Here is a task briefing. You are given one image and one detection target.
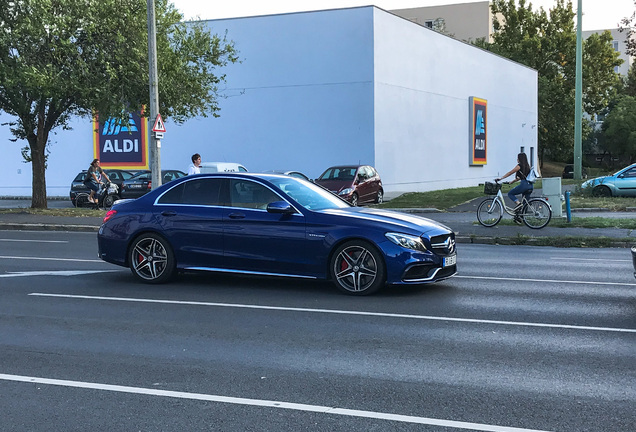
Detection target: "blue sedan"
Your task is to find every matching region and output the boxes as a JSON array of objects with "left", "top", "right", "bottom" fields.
[
  {"left": 581, "top": 163, "right": 636, "bottom": 197},
  {"left": 97, "top": 173, "right": 457, "bottom": 295}
]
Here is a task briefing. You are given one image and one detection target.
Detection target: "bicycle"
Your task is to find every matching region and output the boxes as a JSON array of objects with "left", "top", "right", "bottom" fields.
[
  {"left": 75, "top": 181, "right": 119, "bottom": 210},
  {"left": 477, "top": 180, "right": 552, "bottom": 229}
]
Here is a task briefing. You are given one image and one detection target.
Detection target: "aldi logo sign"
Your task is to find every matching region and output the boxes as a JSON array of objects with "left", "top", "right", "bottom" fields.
[
  {"left": 469, "top": 97, "right": 487, "bottom": 166},
  {"left": 93, "top": 111, "right": 149, "bottom": 170}
]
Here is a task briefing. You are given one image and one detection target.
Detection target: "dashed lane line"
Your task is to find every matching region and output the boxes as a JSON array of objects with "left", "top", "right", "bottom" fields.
[
  {"left": 28, "top": 293, "right": 636, "bottom": 334},
  {"left": 0, "top": 373, "right": 553, "bottom": 432}
]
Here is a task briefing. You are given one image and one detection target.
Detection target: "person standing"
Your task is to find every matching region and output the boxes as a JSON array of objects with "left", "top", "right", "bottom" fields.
[
  {"left": 85, "top": 158, "right": 110, "bottom": 204},
  {"left": 188, "top": 153, "right": 202, "bottom": 175},
  {"left": 496, "top": 152, "right": 533, "bottom": 224}
]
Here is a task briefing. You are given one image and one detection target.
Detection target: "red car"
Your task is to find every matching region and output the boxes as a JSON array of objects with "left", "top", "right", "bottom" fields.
[{"left": 315, "top": 165, "right": 383, "bottom": 206}]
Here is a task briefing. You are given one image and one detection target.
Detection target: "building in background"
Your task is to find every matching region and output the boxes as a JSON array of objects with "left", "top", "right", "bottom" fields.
[
  {"left": 0, "top": 6, "right": 537, "bottom": 197},
  {"left": 391, "top": 1, "right": 495, "bottom": 42}
]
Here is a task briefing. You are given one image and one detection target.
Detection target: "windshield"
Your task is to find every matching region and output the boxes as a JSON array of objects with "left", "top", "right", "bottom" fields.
[
  {"left": 266, "top": 176, "right": 350, "bottom": 211},
  {"left": 318, "top": 167, "right": 357, "bottom": 181}
]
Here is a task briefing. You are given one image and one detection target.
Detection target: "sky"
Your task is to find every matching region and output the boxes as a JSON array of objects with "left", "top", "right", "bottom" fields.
[{"left": 171, "top": 0, "right": 634, "bottom": 31}]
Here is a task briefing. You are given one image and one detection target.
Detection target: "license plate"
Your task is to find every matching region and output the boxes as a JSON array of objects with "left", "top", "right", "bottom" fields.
[
  {"left": 129, "top": 184, "right": 143, "bottom": 188},
  {"left": 443, "top": 254, "right": 456, "bottom": 267}
]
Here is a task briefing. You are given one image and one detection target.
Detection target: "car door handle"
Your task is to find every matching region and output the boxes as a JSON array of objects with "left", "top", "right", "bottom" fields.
[
  {"left": 228, "top": 212, "right": 246, "bottom": 219},
  {"left": 161, "top": 211, "right": 177, "bottom": 217}
]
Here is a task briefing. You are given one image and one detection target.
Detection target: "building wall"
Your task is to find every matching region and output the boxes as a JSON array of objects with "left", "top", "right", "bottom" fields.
[
  {"left": 0, "top": 6, "right": 537, "bottom": 197},
  {"left": 391, "top": 1, "right": 492, "bottom": 42},
  {"left": 373, "top": 9, "right": 538, "bottom": 194}
]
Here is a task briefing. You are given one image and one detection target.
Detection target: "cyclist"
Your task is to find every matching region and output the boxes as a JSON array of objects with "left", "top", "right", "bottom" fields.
[
  {"left": 495, "top": 152, "right": 532, "bottom": 224},
  {"left": 85, "top": 158, "right": 110, "bottom": 204}
]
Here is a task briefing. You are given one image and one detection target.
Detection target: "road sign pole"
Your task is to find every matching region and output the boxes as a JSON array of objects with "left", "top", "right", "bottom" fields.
[{"left": 147, "top": 0, "right": 161, "bottom": 190}]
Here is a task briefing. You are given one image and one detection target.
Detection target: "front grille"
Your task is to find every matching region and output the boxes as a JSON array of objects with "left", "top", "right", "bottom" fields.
[{"left": 429, "top": 233, "right": 456, "bottom": 256}]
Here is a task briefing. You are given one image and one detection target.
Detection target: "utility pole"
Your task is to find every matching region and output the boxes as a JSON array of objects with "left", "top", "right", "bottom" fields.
[
  {"left": 573, "top": 0, "right": 583, "bottom": 181},
  {"left": 147, "top": 0, "right": 162, "bottom": 189}
]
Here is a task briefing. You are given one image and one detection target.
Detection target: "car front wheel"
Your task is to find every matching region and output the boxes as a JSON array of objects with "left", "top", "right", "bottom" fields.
[
  {"left": 129, "top": 233, "right": 175, "bottom": 283},
  {"left": 330, "top": 240, "right": 386, "bottom": 295},
  {"left": 350, "top": 192, "right": 359, "bottom": 206},
  {"left": 592, "top": 186, "right": 612, "bottom": 197}
]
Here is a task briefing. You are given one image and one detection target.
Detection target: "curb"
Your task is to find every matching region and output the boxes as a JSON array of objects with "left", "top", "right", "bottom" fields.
[{"left": 0, "top": 223, "right": 99, "bottom": 233}]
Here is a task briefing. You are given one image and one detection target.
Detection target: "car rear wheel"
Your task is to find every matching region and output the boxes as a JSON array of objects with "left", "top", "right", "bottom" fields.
[
  {"left": 592, "top": 185, "right": 611, "bottom": 197},
  {"left": 375, "top": 189, "right": 383, "bottom": 204},
  {"left": 330, "top": 240, "right": 386, "bottom": 295},
  {"left": 129, "top": 233, "right": 175, "bottom": 283}
]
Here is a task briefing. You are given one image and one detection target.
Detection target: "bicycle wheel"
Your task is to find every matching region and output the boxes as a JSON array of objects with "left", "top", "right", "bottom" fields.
[
  {"left": 75, "top": 193, "right": 91, "bottom": 208},
  {"left": 477, "top": 198, "right": 502, "bottom": 227},
  {"left": 522, "top": 198, "right": 552, "bottom": 229}
]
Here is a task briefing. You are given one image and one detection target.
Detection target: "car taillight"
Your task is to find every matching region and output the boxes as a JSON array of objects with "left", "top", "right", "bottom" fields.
[
  {"left": 147, "top": 182, "right": 152, "bottom": 189},
  {"left": 103, "top": 210, "right": 117, "bottom": 223}
]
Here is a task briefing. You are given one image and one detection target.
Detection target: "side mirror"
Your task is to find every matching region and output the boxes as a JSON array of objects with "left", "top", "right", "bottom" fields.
[{"left": 267, "top": 201, "right": 296, "bottom": 214}]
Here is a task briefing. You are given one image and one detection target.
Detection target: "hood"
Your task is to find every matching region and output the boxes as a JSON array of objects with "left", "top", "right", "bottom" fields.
[
  {"left": 314, "top": 178, "right": 353, "bottom": 192},
  {"left": 320, "top": 207, "right": 453, "bottom": 235}
]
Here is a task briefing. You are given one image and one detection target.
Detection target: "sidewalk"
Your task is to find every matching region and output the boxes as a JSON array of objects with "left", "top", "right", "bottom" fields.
[{"left": 0, "top": 198, "right": 634, "bottom": 246}]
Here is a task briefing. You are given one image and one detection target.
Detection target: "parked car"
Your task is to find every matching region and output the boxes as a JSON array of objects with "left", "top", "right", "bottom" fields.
[
  {"left": 199, "top": 162, "right": 248, "bottom": 173},
  {"left": 98, "top": 173, "right": 456, "bottom": 295},
  {"left": 581, "top": 163, "right": 636, "bottom": 197},
  {"left": 263, "top": 170, "right": 312, "bottom": 182},
  {"left": 561, "top": 164, "right": 587, "bottom": 179},
  {"left": 69, "top": 169, "right": 135, "bottom": 206},
  {"left": 120, "top": 170, "right": 187, "bottom": 199},
  {"left": 314, "top": 165, "right": 383, "bottom": 206}
]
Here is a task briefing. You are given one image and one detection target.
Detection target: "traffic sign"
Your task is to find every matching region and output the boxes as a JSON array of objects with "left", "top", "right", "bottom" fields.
[{"left": 152, "top": 114, "right": 166, "bottom": 133}]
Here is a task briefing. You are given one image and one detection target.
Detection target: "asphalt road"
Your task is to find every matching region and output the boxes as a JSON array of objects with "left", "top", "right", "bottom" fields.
[{"left": 0, "top": 230, "right": 635, "bottom": 431}]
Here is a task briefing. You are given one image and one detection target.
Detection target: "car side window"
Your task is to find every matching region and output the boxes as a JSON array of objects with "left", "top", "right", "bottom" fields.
[
  {"left": 158, "top": 179, "right": 224, "bottom": 206},
  {"left": 623, "top": 168, "right": 636, "bottom": 178},
  {"left": 230, "top": 179, "right": 281, "bottom": 210}
]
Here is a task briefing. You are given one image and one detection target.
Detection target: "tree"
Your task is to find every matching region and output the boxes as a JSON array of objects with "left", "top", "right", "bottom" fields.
[
  {"left": 619, "top": 0, "right": 636, "bottom": 57},
  {"left": 474, "top": 0, "right": 622, "bottom": 164},
  {"left": 0, "top": 0, "right": 238, "bottom": 208},
  {"left": 624, "top": 64, "right": 636, "bottom": 98},
  {"left": 601, "top": 95, "right": 636, "bottom": 164}
]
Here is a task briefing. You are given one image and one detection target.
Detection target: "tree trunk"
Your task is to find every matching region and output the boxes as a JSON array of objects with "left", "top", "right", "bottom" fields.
[{"left": 30, "top": 127, "right": 49, "bottom": 209}]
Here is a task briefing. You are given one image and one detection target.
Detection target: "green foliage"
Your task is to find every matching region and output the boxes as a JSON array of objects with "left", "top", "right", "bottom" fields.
[
  {"left": 624, "top": 64, "right": 636, "bottom": 98},
  {"left": 600, "top": 95, "right": 636, "bottom": 164},
  {"left": 0, "top": 0, "right": 239, "bottom": 207},
  {"left": 619, "top": 1, "right": 636, "bottom": 57},
  {"left": 474, "top": 0, "right": 623, "bottom": 163}
]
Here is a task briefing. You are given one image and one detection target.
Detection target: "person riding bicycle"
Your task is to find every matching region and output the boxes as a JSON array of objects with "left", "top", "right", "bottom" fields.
[
  {"left": 495, "top": 152, "right": 533, "bottom": 224},
  {"left": 85, "top": 159, "right": 110, "bottom": 204}
]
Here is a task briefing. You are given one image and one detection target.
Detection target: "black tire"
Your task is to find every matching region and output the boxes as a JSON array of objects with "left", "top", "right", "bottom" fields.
[
  {"left": 329, "top": 240, "right": 386, "bottom": 295},
  {"left": 521, "top": 198, "right": 552, "bottom": 229},
  {"left": 592, "top": 186, "right": 611, "bottom": 197},
  {"left": 129, "top": 233, "right": 176, "bottom": 283},
  {"left": 476, "top": 198, "right": 502, "bottom": 227},
  {"left": 351, "top": 192, "right": 359, "bottom": 206},
  {"left": 375, "top": 189, "right": 384, "bottom": 204},
  {"left": 103, "top": 194, "right": 116, "bottom": 209},
  {"left": 75, "top": 194, "right": 90, "bottom": 208}
]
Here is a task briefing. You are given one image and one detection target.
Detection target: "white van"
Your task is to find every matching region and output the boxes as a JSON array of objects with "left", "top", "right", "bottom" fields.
[{"left": 199, "top": 162, "right": 248, "bottom": 174}]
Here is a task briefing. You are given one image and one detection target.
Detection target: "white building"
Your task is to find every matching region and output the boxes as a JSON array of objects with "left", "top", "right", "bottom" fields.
[{"left": 0, "top": 6, "right": 537, "bottom": 198}]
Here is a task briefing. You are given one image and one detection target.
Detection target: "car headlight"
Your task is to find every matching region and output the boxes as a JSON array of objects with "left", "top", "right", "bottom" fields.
[
  {"left": 581, "top": 180, "right": 591, "bottom": 188},
  {"left": 339, "top": 188, "right": 354, "bottom": 196},
  {"left": 385, "top": 232, "right": 427, "bottom": 252}
]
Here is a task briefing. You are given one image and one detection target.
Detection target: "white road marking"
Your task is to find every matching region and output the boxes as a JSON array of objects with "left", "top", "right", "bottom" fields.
[
  {"left": 0, "top": 270, "right": 116, "bottom": 278},
  {"left": 0, "top": 239, "right": 68, "bottom": 243},
  {"left": 550, "top": 257, "right": 631, "bottom": 263},
  {"left": 0, "top": 373, "right": 553, "bottom": 432},
  {"left": 0, "top": 255, "right": 102, "bottom": 263},
  {"left": 28, "top": 293, "right": 636, "bottom": 334},
  {"left": 455, "top": 275, "right": 636, "bottom": 287}
]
